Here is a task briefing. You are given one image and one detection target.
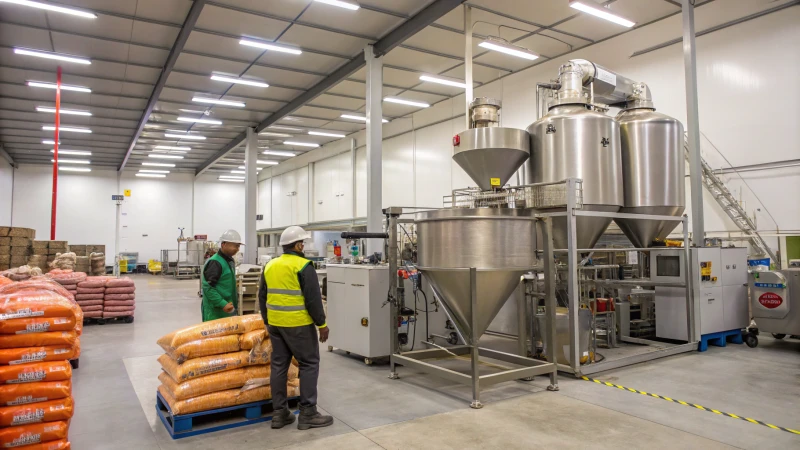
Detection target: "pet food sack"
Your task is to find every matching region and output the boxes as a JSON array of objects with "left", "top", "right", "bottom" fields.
[
  {"left": 0, "top": 420, "right": 68, "bottom": 447},
  {"left": 157, "top": 315, "right": 264, "bottom": 350},
  {"left": 0, "top": 361, "right": 72, "bottom": 384},
  {"left": 158, "top": 365, "right": 272, "bottom": 400},
  {"left": 0, "top": 331, "right": 78, "bottom": 349},
  {"left": 0, "top": 278, "right": 75, "bottom": 305},
  {"left": 158, "top": 351, "right": 253, "bottom": 382},
  {"left": 165, "top": 335, "right": 241, "bottom": 364},
  {"left": 0, "top": 290, "right": 82, "bottom": 323},
  {"left": 0, "top": 346, "right": 77, "bottom": 366},
  {"left": 0, "top": 382, "right": 71, "bottom": 406},
  {"left": 247, "top": 339, "right": 272, "bottom": 365},
  {"left": 0, "top": 317, "right": 76, "bottom": 335},
  {"left": 11, "top": 439, "right": 70, "bottom": 450},
  {"left": 105, "top": 277, "right": 134, "bottom": 288},
  {"left": 76, "top": 277, "right": 108, "bottom": 289},
  {"left": 0, "top": 396, "right": 74, "bottom": 426},
  {"left": 104, "top": 287, "right": 135, "bottom": 294},
  {"left": 158, "top": 384, "right": 274, "bottom": 415},
  {"left": 239, "top": 330, "right": 267, "bottom": 350}
]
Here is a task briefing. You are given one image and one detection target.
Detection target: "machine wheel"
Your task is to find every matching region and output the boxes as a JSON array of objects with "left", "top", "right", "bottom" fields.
[
  {"left": 124, "top": 316, "right": 134, "bottom": 324},
  {"left": 364, "top": 358, "right": 373, "bottom": 365},
  {"left": 772, "top": 333, "right": 786, "bottom": 340},
  {"left": 745, "top": 334, "right": 758, "bottom": 348}
]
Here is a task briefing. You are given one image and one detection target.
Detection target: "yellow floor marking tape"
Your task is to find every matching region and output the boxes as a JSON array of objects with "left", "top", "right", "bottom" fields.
[{"left": 582, "top": 376, "right": 800, "bottom": 436}]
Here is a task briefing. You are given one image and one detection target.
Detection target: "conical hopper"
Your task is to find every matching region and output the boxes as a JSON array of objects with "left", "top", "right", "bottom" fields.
[
  {"left": 423, "top": 268, "right": 527, "bottom": 343},
  {"left": 615, "top": 206, "right": 684, "bottom": 247},
  {"left": 415, "top": 208, "right": 536, "bottom": 343},
  {"left": 454, "top": 127, "right": 530, "bottom": 191}
]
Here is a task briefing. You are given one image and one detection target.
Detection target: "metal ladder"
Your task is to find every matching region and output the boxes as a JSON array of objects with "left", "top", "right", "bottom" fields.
[{"left": 684, "top": 134, "right": 778, "bottom": 263}]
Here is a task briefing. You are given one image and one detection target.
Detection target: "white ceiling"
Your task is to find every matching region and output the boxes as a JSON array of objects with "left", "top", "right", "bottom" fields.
[{"left": 0, "top": 0, "right": 790, "bottom": 174}]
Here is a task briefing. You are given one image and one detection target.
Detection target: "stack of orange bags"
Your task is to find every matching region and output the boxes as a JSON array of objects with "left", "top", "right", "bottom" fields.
[
  {"left": 0, "top": 277, "right": 82, "bottom": 450},
  {"left": 156, "top": 315, "right": 299, "bottom": 416}
]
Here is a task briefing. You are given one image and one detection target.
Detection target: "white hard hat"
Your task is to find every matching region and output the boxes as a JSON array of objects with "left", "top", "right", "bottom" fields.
[
  {"left": 219, "top": 229, "right": 244, "bottom": 245},
  {"left": 280, "top": 226, "right": 311, "bottom": 246}
]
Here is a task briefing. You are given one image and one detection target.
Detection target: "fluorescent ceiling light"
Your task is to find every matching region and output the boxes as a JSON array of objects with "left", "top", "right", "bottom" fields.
[
  {"left": 284, "top": 141, "right": 319, "bottom": 148},
  {"left": 237, "top": 166, "right": 262, "bottom": 171},
  {"left": 136, "top": 173, "right": 166, "bottom": 178},
  {"left": 383, "top": 97, "right": 430, "bottom": 108},
  {"left": 259, "top": 132, "right": 292, "bottom": 138},
  {"left": 340, "top": 114, "right": 388, "bottom": 123},
  {"left": 59, "top": 167, "right": 90, "bottom": 172},
  {"left": 139, "top": 169, "right": 169, "bottom": 174},
  {"left": 219, "top": 175, "right": 245, "bottom": 180},
  {"left": 14, "top": 48, "right": 91, "bottom": 65},
  {"left": 50, "top": 149, "right": 91, "bottom": 156},
  {"left": 262, "top": 150, "right": 296, "bottom": 157},
  {"left": 210, "top": 75, "right": 269, "bottom": 88},
  {"left": 148, "top": 154, "right": 183, "bottom": 160},
  {"left": 43, "top": 125, "right": 91, "bottom": 133},
  {"left": 192, "top": 97, "right": 245, "bottom": 108},
  {"left": 314, "top": 0, "right": 359, "bottom": 10},
  {"left": 27, "top": 81, "right": 91, "bottom": 93},
  {"left": 0, "top": 0, "right": 97, "bottom": 18},
  {"left": 155, "top": 146, "right": 191, "bottom": 151},
  {"left": 178, "top": 109, "right": 205, "bottom": 114},
  {"left": 569, "top": 1, "right": 635, "bottom": 27},
  {"left": 258, "top": 160, "right": 279, "bottom": 165},
  {"left": 231, "top": 170, "right": 246, "bottom": 174},
  {"left": 268, "top": 126, "right": 302, "bottom": 131},
  {"left": 36, "top": 106, "right": 91, "bottom": 116},
  {"left": 308, "top": 131, "right": 345, "bottom": 138},
  {"left": 42, "top": 140, "right": 59, "bottom": 145},
  {"left": 165, "top": 133, "right": 206, "bottom": 140},
  {"left": 219, "top": 178, "right": 244, "bottom": 183},
  {"left": 177, "top": 117, "right": 222, "bottom": 125},
  {"left": 419, "top": 75, "right": 468, "bottom": 89},
  {"left": 142, "top": 162, "right": 175, "bottom": 167},
  {"left": 239, "top": 39, "right": 302, "bottom": 55},
  {"left": 478, "top": 37, "right": 539, "bottom": 61},
  {"left": 51, "top": 159, "right": 89, "bottom": 164}
]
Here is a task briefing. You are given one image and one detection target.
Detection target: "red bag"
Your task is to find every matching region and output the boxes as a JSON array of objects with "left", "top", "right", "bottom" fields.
[
  {"left": 0, "top": 361, "right": 72, "bottom": 384},
  {"left": 0, "top": 396, "right": 74, "bottom": 426},
  {"left": 74, "top": 294, "right": 103, "bottom": 300},
  {"left": 103, "top": 294, "right": 134, "bottom": 301},
  {"left": 78, "top": 305, "right": 102, "bottom": 312},
  {"left": 75, "top": 287, "right": 104, "bottom": 294},
  {"left": 75, "top": 300, "right": 103, "bottom": 307},
  {"left": 76, "top": 276, "right": 109, "bottom": 289},
  {"left": 105, "top": 277, "right": 134, "bottom": 288},
  {"left": 102, "top": 300, "right": 134, "bottom": 307},
  {"left": 103, "top": 306, "right": 135, "bottom": 312},
  {"left": 0, "top": 420, "right": 68, "bottom": 446},
  {"left": 82, "top": 311, "right": 102, "bottom": 319},
  {"left": 104, "top": 287, "right": 135, "bottom": 294},
  {"left": 102, "top": 311, "right": 133, "bottom": 318}
]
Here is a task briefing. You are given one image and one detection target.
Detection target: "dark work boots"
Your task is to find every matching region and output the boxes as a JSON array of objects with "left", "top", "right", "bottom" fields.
[
  {"left": 297, "top": 405, "right": 334, "bottom": 430},
  {"left": 271, "top": 408, "right": 296, "bottom": 429}
]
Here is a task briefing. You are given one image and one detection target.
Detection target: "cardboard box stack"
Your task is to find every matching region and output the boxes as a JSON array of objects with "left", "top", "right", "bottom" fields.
[
  {"left": 103, "top": 277, "right": 135, "bottom": 320},
  {"left": 0, "top": 277, "right": 81, "bottom": 450},
  {"left": 156, "top": 315, "right": 299, "bottom": 416}
]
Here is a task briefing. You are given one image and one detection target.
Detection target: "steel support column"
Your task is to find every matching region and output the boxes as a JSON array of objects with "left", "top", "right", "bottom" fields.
[
  {"left": 681, "top": 0, "right": 705, "bottom": 246},
  {"left": 464, "top": 4, "right": 473, "bottom": 129},
  {"left": 364, "top": 45, "right": 383, "bottom": 256},
  {"left": 244, "top": 127, "right": 258, "bottom": 264}
]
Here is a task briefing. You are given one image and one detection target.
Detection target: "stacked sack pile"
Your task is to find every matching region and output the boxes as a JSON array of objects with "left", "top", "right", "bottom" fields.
[
  {"left": 103, "top": 277, "right": 135, "bottom": 320},
  {"left": 0, "top": 276, "right": 82, "bottom": 450},
  {"left": 76, "top": 276, "right": 110, "bottom": 320},
  {"left": 156, "top": 315, "right": 299, "bottom": 416},
  {"left": 46, "top": 269, "right": 85, "bottom": 303}
]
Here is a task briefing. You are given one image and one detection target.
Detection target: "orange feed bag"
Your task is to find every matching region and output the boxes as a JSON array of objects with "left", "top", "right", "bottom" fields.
[
  {"left": 165, "top": 335, "right": 241, "bottom": 364},
  {"left": 158, "top": 383, "right": 300, "bottom": 416},
  {"left": 0, "top": 382, "right": 71, "bottom": 406},
  {"left": 0, "top": 346, "right": 77, "bottom": 366},
  {"left": 158, "top": 351, "right": 255, "bottom": 382},
  {"left": 157, "top": 315, "right": 264, "bottom": 350},
  {"left": 0, "top": 289, "right": 82, "bottom": 323},
  {"left": 239, "top": 330, "right": 267, "bottom": 350},
  {"left": 0, "top": 420, "right": 68, "bottom": 447},
  {"left": 10, "top": 439, "right": 70, "bottom": 450},
  {"left": 0, "top": 397, "right": 74, "bottom": 427},
  {"left": 0, "top": 361, "right": 72, "bottom": 384},
  {"left": 158, "top": 365, "right": 272, "bottom": 400},
  {"left": 0, "top": 332, "right": 78, "bottom": 349},
  {"left": 0, "top": 317, "right": 77, "bottom": 335}
]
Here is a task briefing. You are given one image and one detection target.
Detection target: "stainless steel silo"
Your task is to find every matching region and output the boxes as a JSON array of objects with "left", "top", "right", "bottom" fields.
[
  {"left": 614, "top": 88, "right": 685, "bottom": 247},
  {"left": 527, "top": 62, "right": 624, "bottom": 249}
]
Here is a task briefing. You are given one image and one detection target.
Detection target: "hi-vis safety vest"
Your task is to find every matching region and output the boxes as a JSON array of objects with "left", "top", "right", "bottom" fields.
[{"left": 264, "top": 253, "right": 314, "bottom": 327}]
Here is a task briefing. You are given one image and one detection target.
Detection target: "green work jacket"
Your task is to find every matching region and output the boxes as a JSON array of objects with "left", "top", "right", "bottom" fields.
[{"left": 201, "top": 251, "right": 237, "bottom": 321}]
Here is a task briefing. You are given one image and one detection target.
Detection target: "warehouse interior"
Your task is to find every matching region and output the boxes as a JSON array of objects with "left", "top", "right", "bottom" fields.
[{"left": 0, "top": 0, "right": 799, "bottom": 449}]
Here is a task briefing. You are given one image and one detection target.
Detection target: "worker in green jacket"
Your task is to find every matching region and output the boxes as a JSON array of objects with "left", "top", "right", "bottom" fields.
[{"left": 200, "top": 229, "right": 243, "bottom": 321}]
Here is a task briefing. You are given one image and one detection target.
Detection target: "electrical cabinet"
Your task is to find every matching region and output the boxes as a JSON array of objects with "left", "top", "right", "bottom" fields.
[
  {"left": 654, "top": 247, "right": 749, "bottom": 340},
  {"left": 272, "top": 167, "right": 308, "bottom": 227},
  {"left": 313, "top": 152, "right": 353, "bottom": 223}
]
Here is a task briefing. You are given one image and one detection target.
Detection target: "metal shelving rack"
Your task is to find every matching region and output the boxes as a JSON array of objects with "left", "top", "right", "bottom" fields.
[{"left": 237, "top": 269, "right": 261, "bottom": 315}]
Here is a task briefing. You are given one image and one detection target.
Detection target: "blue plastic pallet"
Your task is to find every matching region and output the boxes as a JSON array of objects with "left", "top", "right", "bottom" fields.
[
  {"left": 156, "top": 390, "right": 299, "bottom": 439},
  {"left": 698, "top": 329, "right": 744, "bottom": 352}
]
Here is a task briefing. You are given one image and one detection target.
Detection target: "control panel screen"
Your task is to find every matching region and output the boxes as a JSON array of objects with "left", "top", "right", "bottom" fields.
[{"left": 656, "top": 255, "right": 681, "bottom": 277}]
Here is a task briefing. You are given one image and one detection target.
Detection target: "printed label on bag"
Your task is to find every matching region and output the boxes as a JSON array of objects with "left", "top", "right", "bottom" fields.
[
  {"left": 0, "top": 309, "right": 44, "bottom": 320},
  {"left": 11, "top": 408, "right": 45, "bottom": 425},
  {"left": 8, "top": 396, "right": 47, "bottom": 406}
]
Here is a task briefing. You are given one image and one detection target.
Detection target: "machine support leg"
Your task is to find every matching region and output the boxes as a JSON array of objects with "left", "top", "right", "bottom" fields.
[
  {"left": 469, "top": 267, "right": 483, "bottom": 409},
  {"left": 541, "top": 218, "right": 559, "bottom": 391},
  {"left": 388, "top": 212, "right": 400, "bottom": 380},
  {"left": 516, "top": 280, "right": 533, "bottom": 381},
  {"left": 566, "top": 179, "right": 581, "bottom": 374}
]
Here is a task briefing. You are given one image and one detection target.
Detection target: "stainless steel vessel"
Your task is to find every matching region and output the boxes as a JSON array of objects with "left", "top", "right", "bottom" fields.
[
  {"left": 415, "top": 208, "right": 536, "bottom": 341},
  {"left": 527, "top": 104, "right": 623, "bottom": 249},
  {"left": 615, "top": 108, "right": 685, "bottom": 247}
]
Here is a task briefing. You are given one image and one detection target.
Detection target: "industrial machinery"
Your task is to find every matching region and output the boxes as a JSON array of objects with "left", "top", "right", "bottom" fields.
[{"left": 748, "top": 269, "right": 800, "bottom": 344}]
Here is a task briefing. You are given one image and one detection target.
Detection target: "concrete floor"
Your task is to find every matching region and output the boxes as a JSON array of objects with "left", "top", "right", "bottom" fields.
[{"left": 69, "top": 275, "right": 800, "bottom": 449}]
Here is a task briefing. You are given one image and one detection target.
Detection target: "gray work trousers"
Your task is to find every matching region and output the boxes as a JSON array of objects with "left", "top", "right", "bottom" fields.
[{"left": 268, "top": 324, "right": 320, "bottom": 410}]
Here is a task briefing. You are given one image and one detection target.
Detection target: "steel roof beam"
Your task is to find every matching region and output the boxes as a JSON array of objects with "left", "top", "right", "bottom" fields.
[
  {"left": 196, "top": 0, "right": 467, "bottom": 176},
  {"left": 119, "top": 0, "right": 207, "bottom": 171},
  {"left": 0, "top": 143, "right": 16, "bottom": 168}
]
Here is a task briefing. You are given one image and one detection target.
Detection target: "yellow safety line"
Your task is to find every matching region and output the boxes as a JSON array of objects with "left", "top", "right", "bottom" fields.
[{"left": 581, "top": 376, "right": 799, "bottom": 436}]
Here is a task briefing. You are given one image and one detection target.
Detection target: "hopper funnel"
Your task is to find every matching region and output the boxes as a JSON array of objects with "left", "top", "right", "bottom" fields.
[{"left": 453, "top": 127, "right": 530, "bottom": 191}]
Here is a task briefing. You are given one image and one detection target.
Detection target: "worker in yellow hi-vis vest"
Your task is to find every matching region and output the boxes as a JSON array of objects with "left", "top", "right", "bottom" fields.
[{"left": 258, "top": 226, "right": 332, "bottom": 430}]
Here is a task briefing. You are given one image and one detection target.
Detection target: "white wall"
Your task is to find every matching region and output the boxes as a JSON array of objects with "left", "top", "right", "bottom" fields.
[
  {"left": 193, "top": 174, "right": 245, "bottom": 247},
  {"left": 0, "top": 158, "right": 12, "bottom": 225}
]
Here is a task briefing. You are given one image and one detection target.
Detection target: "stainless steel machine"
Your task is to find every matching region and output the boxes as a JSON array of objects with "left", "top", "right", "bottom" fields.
[{"left": 749, "top": 269, "right": 800, "bottom": 342}]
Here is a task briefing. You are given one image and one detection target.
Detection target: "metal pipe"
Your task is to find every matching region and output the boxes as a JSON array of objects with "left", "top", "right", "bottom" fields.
[
  {"left": 469, "top": 267, "right": 482, "bottom": 409},
  {"left": 464, "top": 4, "right": 473, "bottom": 130},
  {"left": 50, "top": 66, "right": 61, "bottom": 240}
]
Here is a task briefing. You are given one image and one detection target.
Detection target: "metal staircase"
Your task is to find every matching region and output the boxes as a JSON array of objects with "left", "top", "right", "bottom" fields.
[{"left": 684, "top": 134, "right": 778, "bottom": 263}]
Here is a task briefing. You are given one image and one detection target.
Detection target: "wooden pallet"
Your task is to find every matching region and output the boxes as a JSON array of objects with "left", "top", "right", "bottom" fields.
[
  {"left": 698, "top": 329, "right": 744, "bottom": 352},
  {"left": 156, "top": 390, "right": 299, "bottom": 439}
]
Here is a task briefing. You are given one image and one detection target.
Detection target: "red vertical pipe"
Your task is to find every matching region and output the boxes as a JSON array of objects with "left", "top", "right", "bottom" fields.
[{"left": 50, "top": 66, "right": 61, "bottom": 240}]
